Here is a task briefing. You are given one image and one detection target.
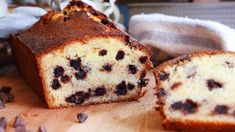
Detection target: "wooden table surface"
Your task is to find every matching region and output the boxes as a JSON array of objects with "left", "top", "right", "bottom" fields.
[{"left": 0, "top": 70, "right": 166, "bottom": 132}]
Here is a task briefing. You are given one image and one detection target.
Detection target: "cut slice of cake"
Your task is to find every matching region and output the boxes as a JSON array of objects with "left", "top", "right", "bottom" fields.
[
  {"left": 154, "top": 51, "right": 235, "bottom": 131},
  {"left": 10, "top": 0, "right": 152, "bottom": 108}
]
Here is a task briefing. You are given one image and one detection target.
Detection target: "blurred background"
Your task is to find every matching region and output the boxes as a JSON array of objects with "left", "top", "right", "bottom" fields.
[
  {"left": 1, "top": 0, "right": 235, "bottom": 71},
  {"left": 4, "top": 0, "right": 235, "bottom": 29}
]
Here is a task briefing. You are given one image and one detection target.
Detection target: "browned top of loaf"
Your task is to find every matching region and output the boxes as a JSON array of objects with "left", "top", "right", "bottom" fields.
[{"left": 12, "top": 0, "right": 149, "bottom": 55}]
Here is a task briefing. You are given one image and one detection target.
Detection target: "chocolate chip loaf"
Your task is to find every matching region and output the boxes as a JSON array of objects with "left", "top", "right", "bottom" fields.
[
  {"left": 154, "top": 51, "right": 235, "bottom": 131},
  {"left": 10, "top": 0, "right": 152, "bottom": 108}
]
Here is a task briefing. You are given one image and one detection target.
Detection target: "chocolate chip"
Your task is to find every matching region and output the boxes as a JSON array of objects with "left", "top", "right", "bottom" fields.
[
  {"left": 74, "top": 91, "right": 85, "bottom": 99},
  {"left": 187, "top": 73, "right": 196, "bottom": 79},
  {"left": 109, "top": 23, "right": 117, "bottom": 29},
  {"left": 207, "top": 79, "right": 223, "bottom": 91},
  {"left": 63, "top": 11, "right": 68, "bottom": 15},
  {"left": 171, "top": 99, "right": 198, "bottom": 114},
  {"left": 61, "top": 75, "right": 70, "bottom": 83},
  {"left": 139, "top": 56, "right": 148, "bottom": 64},
  {"left": 128, "top": 65, "right": 137, "bottom": 74},
  {"left": 15, "top": 126, "right": 27, "bottom": 132},
  {"left": 214, "top": 105, "right": 229, "bottom": 114},
  {"left": 0, "top": 93, "right": 8, "bottom": 104},
  {"left": 156, "top": 88, "right": 167, "bottom": 97},
  {"left": 66, "top": 91, "right": 89, "bottom": 105},
  {"left": 83, "top": 90, "right": 91, "bottom": 100},
  {"left": 138, "top": 78, "right": 148, "bottom": 88},
  {"left": 7, "top": 93, "right": 14, "bottom": 102},
  {"left": 51, "top": 79, "right": 61, "bottom": 90},
  {"left": 77, "top": 113, "right": 88, "bottom": 123},
  {"left": 115, "top": 81, "right": 127, "bottom": 96},
  {"left": 66, "top": 94, "right": 84, "bottom": 105},
  {"left": 115, "top": 50, "right": 125, "bottom": 60},
  {"left": 101, "top": 18, "right": 109, "bottom": 25},
  {"left": 225, "top": 61, "right": 234, "bottom": 68},
  {"left": 0, "top": 117, "right": 6, "bottom": 129},
  {"left": 75, "top": 91, "right": 85, "bottom": 96},
  {"left": 42, "top": 19, "right": 48, "bottom": 24},
  {"left": 1, "top": 95, "right": 8, "bottom": 104},
  {"left": 177, "top": 55, "right": 191, "bottom": 64},
  {"left": 0, "top": 86, "right": 12, "bottom": 94},
  {"left": 0, "top": 100, "right": 4, "bottom": 109},
  {"left": 127, "top": 83, "right": 135, "bottom": 90},
  {"left": 102, "top": 64, "right": 112, "bottom": 72},
  {"left": 13, "top": 116, "right": 25, "bottom": 128},
  {"left": 53, "top": 66, "right": 64, "bottom": 78},
  {"left": 99, "top": 49, "right": 107, "bottom": 56},
  {"left": 183, "top": 99, "right": 198, "bottom": 114},
  {"left": 63, "top": 17, "right": 70, "bottom": 22},
  {"left": 140, "top": 71, "right": 146, "bottom": 79},
  {"left": 90, "top": 9, "right": 98, "bottom": 16},
  {"left": 171, "top": 101, "right": 183, "bottom": 110},
  {"left": 171, "top": 82, "right": 182, "bottom": 90},
  {"left": 159, "top": 72, "right": 169, "bottom": 81},
  {"left": 70, "top": 58, "right": 81, "bottom": 70},
  {"left": 38, "top": 125, "right": 47, "bottom": 132},
  {"left": 94, "top": 87, "right": 106, "bottom": 96},
  {"left": 75, "top": 68, "right": 87, "bottom": 80},
  {"left": 0, "top": 93, "right": 4, "bottom": 100},
  {"left": 124, "top": 35, "right": 130, "bottom": 43}
]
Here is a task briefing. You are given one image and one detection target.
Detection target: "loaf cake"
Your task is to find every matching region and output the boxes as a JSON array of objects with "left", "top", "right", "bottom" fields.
[
  {"left": 10, "top": 0, "right": 152, "bottom": 108},
  {"left": 154, "top": 51, "right": 235, "bottom": 131}
]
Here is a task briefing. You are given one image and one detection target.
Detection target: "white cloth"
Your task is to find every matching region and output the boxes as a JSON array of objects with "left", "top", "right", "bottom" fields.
[
  {"left": 129, "top": 13, "right": 235, "bottom": 62},
  {"left": 12, "top": 7, "right": 47, "bottom": 17},
  {"left": 0, "top": 0, "right": 8, "bottom": 17},
  {"left": 0, "top": 7, "right": 46, "bottom": 39}
]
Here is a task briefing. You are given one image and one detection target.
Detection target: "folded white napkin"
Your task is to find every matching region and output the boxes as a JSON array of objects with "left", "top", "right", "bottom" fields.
[
  {"left": 129, "top": 13, "right": 235, "bottom": 62},
  {"left": 0, "top": 7, "right": 46, "bottom": 39},
  {"left": 0, "top": 0, "right": 8, "bottom": 17}
]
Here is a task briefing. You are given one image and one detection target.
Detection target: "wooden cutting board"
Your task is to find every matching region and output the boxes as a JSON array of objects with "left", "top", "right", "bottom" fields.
[{"left": 0, "top": 69, "right": 166, "bottom": 132}]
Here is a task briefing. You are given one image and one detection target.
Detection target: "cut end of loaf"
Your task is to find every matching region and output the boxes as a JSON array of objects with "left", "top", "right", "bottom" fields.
[
  {"left": 155, "top": 51, "right": 235, "bottom": 131},
  {"left": 39, "top": 37, "right": 150, "bottom": 108}
]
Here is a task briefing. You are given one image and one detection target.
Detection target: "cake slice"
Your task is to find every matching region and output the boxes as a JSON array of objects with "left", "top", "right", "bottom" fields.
[
  {"left": 10, "top": 0, "right": 152, "bottom": 108},
  {"left": 154, "top": 51, "right": 235, "bottom": 131}
]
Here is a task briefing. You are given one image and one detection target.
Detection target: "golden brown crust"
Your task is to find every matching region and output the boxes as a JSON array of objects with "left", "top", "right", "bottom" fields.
[
  {"left": 154, "top": 51, "right": 235, "bottom": 131},
  {"left": 163, "top": 119, "right": 235, "bottom": 132},
  {"left": 13, "top": 0, "right": 150, "bottom": 56}
]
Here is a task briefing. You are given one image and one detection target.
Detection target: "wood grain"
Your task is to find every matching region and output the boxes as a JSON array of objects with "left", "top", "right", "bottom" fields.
[{"left": 0, "top": 70, "right": 165, "bottom": 132}]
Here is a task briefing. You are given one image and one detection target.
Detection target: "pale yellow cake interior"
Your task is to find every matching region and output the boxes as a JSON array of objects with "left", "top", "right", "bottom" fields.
[
  {"left": 161, "top": 53, "right": 235, "bottom": 123},
  {"left": 40, "top": 37, "right": 147, "bottom": 107}
]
